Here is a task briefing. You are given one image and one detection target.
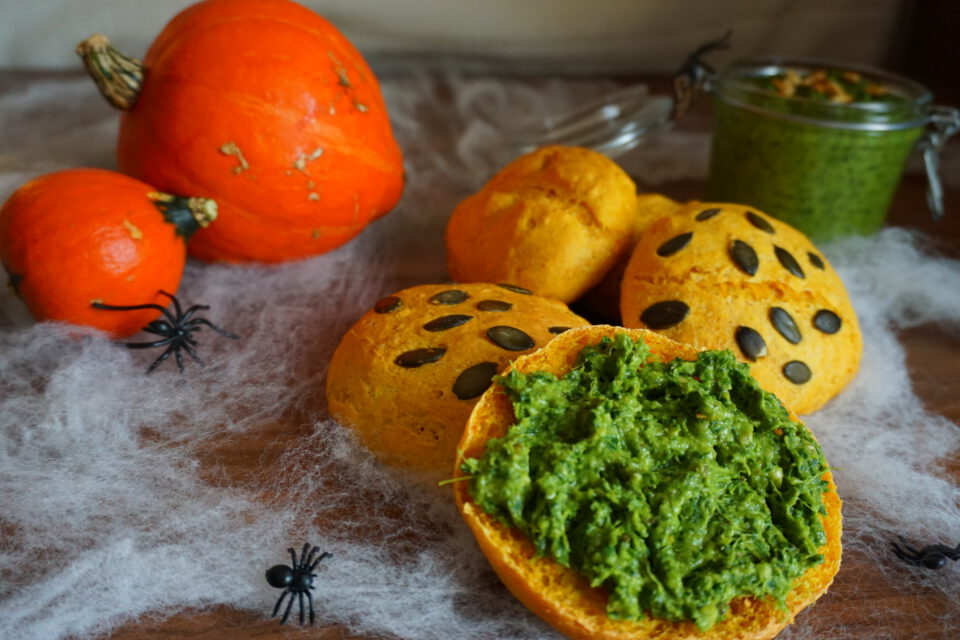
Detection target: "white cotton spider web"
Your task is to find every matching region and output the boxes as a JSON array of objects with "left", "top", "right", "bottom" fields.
[{"left": 0, "top": 71, "right": 959, "bottom": 640}]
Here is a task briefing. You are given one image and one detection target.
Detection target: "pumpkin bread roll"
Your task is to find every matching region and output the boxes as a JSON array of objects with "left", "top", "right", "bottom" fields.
[
  {"left": 620, "top": 202, "right": 862, "bottom": 414},
  {"left": 446, "top": 145, "right": 637, "bottom": 303},
  {"left": 326, "top": 282, "right": 589, "bottom": 473},
  {"left": 453, "top": 325, "right": 842, "bottom": 640}
]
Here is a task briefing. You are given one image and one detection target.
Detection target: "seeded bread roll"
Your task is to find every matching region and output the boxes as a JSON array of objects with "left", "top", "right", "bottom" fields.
[
  {"left": 620, "top": 202, "right": 862, "bottom": 414},
  {"left": 445, "top": 145, "right": 638, "bottom": 303},
  {"left": 326, "top": 282, "right": 590, "bottom": 474},
  {"left": 452, "top": 325, "right": 842, "bottom": 640}
]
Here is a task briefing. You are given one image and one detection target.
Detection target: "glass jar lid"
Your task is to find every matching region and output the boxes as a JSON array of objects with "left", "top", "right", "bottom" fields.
[{"left": 712, "top": 57, "right": 933, "bottom": 131}]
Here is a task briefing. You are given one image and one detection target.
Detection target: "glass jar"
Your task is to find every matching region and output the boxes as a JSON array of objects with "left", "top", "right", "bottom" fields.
[{"left": 706, "top": 57, "right": 958, "bottom": 241}]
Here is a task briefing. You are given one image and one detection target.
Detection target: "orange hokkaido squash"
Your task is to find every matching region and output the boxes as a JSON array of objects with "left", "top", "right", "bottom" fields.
[
  {"left": 0, "top": 169, "right": 217, "bottom": 337},
  {"left": 78, "top": 0, "right": 404, "bottom": 263}
]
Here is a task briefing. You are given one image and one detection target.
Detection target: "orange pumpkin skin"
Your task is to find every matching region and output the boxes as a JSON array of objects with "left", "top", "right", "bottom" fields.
[
  {"left": 116, "top": 0, "right": 405, "bottom": 263},
  {"left": 0, "top": 169, "right": 203, "bottom": 338}
]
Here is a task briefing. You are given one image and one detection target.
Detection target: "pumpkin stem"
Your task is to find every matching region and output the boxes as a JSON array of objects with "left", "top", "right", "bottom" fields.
[
  {"left": 76, "top": 34, "right": 145, "bottom": 110},
  {"left": 149, "top": 192, "right": 218, "bottom": 240}
]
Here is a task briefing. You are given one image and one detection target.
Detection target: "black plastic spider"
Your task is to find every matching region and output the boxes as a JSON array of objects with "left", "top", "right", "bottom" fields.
[
  {"left": 92, "top": 290, "right": 238, "bottom": 373},
  {"left": 265, "top": 543, "right": 332, "bottom": 625},
  {"left": 891, "top": 536, "right": 960, "bottom": 570}
]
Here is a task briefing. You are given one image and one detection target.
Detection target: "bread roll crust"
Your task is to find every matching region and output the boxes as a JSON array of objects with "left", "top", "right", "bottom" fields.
[
  {"left": 326, "top": 283, "right": 589, "bottom": 473},
  {"left": 620, "top": 202, "right": 862, "bottom": 414},
  {"left": 445, "top": 146, "right": 638, "bottom": 303}
]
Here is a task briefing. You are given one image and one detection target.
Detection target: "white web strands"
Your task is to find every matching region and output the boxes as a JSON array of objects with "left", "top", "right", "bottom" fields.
[{"left": 0, "top": 72, "right": 958, "bottom": 640}]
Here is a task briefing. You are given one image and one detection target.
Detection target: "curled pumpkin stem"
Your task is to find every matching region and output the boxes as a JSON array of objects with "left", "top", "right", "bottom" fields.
[{"left": 76, "top": 33, "right": 144, "bottom": 110}]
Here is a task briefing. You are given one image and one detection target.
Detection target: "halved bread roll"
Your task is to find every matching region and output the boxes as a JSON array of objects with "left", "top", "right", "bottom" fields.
[{"left": 453, "top": 325, "right": 841, "bottom": 640}]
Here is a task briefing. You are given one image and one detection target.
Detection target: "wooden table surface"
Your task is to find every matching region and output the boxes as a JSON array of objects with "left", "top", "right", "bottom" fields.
[
  {"left": 97, "top": 185, "right": 960, "bottom": 640},
  {"left": 3, "top": 70, "right": 957, "bottom": 640}
]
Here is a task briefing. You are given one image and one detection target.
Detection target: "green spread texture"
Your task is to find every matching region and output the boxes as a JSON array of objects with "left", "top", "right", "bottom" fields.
[{"left": 462, "top": 334, "right": 829, "bottom": 630}]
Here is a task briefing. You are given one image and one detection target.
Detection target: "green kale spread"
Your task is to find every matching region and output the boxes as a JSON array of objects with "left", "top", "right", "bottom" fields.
[{"left": 461, "top": 333, "right": 829, "bottom": 631}]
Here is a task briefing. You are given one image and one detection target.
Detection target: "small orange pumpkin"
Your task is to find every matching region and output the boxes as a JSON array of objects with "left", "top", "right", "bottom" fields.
[
  {"left": 78, "top": 0, "right": 405, "bottom": 264},
  {"left": 0, "top": 168, "right": 217, "bottom": 337}
]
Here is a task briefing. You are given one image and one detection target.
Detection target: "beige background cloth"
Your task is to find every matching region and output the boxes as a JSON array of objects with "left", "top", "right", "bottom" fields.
[{"left": 1, "top": 0, "right": 906, "bottom": 72}]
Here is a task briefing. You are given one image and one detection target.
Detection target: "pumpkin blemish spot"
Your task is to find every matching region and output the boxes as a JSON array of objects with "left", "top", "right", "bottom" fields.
[
  {"left": 219, "top": 141, "right": 249, "bottom": 174},
  {"left": 328, "top": 51, "right": 351, "bottom": 87},
  {"left": 122, "top": 219, "right": 143, "bottom": 240},
  {"left": 308, "top": 193, "right": 320, "bottom": 201},
  {"left": 354, "top": 100, "right": 368, "bottom": 113},
  {"left": 312, "top": 229, "right": 321, "bottom": 239},
  {"left": 293, "top": 147, "right": 324, "bottom": 174}
]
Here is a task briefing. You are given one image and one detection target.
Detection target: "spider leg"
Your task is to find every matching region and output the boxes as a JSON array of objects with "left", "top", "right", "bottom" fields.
[
  {"left": 158, "top": 290, "right": 185, "bottom": 320},
  {"left": 179, "top": 304, "right": 211, "bottom": 324},
  {"left": 271, "top": 590, "right": 289, "bottom": 618},
  {"left": 288, "top": 547, "right": 299, "bottom": 568},
  {"left": 917, "top": 544, "right": 955, "bottom": 557},
  {"left": 123, "top": 336, "right": 177, "bottom": 349},
  {"left": 146, "top": 344, "right": 178, "bottom": 374},
  {"left": 891, "top": 539, "right": 922, "bottom": 565},
  {"left": 308, "top": 551, "right": 332, "bottom": 572},
  {"left": 298, "top": 590, "right": 307, "bottom": 625},
  {"left": 304, "top": 544, "right": 320, "bottom": 568},
  {"left": 91, "top": 301, "right": 169, "bottom": 314},
  {"left": 174, "top": 347, "right": 185, "bottom": 372},
  {"left": 307, "top": 588, "right": 316, "bottom": 625},
  {"left": 182, "top": 341, "right": 205, "bottom": 366},
  {"left": 279, "top": 588, "right": 296, "bottom": 624},
  {"left": 186, "top": 318, "right": 240, "bottom": 339},
  {"left": 896, "top": 536, "right": 922, "bottom": 556}
]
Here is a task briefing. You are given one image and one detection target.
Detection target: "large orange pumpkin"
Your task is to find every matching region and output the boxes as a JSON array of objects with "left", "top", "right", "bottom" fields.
[
  {"left": 78, "top": 0, "right": 404, "bottom": 263},
  {"left": 0, "top": 168, "right": 217, "bottom": 337}
]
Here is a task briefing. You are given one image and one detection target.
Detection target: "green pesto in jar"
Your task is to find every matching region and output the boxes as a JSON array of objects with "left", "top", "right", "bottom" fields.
[
  {"left": 706, "top": 60, "right": 930, "bottom": 241},
  {"left": 461, "top": 333, "right": 829, "bottom": 631}
]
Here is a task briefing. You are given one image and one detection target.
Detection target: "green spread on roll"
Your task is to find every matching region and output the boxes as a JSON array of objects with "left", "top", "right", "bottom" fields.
[{"left": 461, "top": 333, "right": 829, "bottom": 630}]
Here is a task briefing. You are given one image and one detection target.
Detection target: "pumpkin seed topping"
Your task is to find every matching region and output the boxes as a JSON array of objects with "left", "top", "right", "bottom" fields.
[
  {"left": 487, "top": 326, "right": 535, "bottom": 351},
  {"left": 735, "top": 326, "right": 768, "bottom": 361},
  {"left": 452, "top": 362, "right": 499, "bottom": 400},
  {"left": 730, "top": 240, "right": 759, "bottom": 276},
  {"left": 783, "top": 360, "right": 812, "bottom": 384},
  {"left": 696, "top": 207, "right": 721, "bottom": 221},
  {"left": 657, "top": 232, "right": 694, "bottom": 257},
  {"left": 477, "top": 300, "right": 512, "bottom": 312},
  {"left": 430, "top": 289, "right": 469, "bottom": 305},
  {"left": 374, "top": 296, "right": 403, "bottom": 314},
  {"left": 808, "top": 252, "right": 826, "bottom": 270},
  {"left": 641, "top": 300, "right": 690, "bottom": 329},
  {"left": 548, "top": 326, "right": 572, "bottom": 335},
  {"left": 395, "top": 347, "right": 446, "bottom": 368},
  {"left": 423, "top": 314, "right": 473, "bottom": 332},
  {"left": 497, "top": 283, "right": 533, "bottom": 295},
  {"left": 747, "top": 211, "right": 776, "bottom": 234},
  {"left": 775, "top": 246, "right": 805, "bottom": 279},
  {"left": 770, "top": 307, "right": 802, "bottom": 344},
  {"left": 813, "top": 310, "right": 842, "bottom": 334}
]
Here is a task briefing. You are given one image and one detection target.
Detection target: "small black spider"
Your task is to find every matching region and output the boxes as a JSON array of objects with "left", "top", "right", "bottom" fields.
[
  {"left": 265, "top": 543, "right": 332, "bottom": 625},
  {"left": 92, "top": 290, "right": 238, "bottom": 373},
  {"left": 891, "top": 536, "right": 960, "bottom": 570}
]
